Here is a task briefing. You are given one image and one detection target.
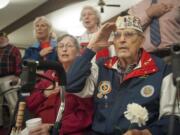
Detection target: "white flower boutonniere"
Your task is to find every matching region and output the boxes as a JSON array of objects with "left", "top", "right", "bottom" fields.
[{"left": 124, "top": 103, "right": 149, "bottom": 127}]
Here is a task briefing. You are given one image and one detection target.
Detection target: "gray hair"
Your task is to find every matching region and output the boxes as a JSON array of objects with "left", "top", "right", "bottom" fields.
[
  {"left": 80, "top": 6, "right": 101, "bottom": 26},
  {"left": 33, "top": 16, "right": 52, "bottom": 38},
  {"left": 57, "top": 34, "right": 80, "bottom": 52}
]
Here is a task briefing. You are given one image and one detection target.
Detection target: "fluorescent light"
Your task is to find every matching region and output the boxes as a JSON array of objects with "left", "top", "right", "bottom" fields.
[{"left": 0, "top": 0, "right": 10, "bottom": 9}]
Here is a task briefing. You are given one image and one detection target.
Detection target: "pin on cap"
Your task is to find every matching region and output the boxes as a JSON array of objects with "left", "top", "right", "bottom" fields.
[{"left": 115, "top": 15, "right": 143, "bottom": 32}]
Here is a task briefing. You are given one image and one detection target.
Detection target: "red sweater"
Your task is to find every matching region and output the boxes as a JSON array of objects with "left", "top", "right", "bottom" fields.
[{"left": 26, "top": 70, "right": 94, "bottom": 135}]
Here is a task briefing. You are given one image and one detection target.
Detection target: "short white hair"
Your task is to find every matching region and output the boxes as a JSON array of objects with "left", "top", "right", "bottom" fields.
[
  {"left": 80, "top": 6, "right": 101, "bottom": 26},
  {"left": 33, "top": 16, "right": 52, "bottom": 38}
]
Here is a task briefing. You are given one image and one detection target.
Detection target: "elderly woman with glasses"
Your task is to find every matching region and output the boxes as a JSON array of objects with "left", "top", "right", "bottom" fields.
[
  {"left": 26, "top": 34, "right": 93, "bottom": 135},
  {"left": 66, "top": 15, "right": 180, "bottom": 135}
]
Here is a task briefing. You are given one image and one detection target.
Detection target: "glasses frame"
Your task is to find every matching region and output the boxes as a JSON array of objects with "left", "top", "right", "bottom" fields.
[
  {"left": 113, "top": 30, "right": 140, "bottom": 40},
  {"left": 57, "top": 43, "right": 75, "bottom": 49}
]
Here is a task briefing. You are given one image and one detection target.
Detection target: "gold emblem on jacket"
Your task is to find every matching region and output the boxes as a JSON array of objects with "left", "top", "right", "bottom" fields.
[
  {"left": 97, "top": 81, "right": 112, "bottom": 99},
  {"left": 141, "top": 85, "right": 154, "bottom": 97}
]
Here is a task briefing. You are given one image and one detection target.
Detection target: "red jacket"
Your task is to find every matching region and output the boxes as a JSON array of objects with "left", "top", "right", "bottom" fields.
[{"left": 26, "top": 70, "right": 94, "bottom": 135}]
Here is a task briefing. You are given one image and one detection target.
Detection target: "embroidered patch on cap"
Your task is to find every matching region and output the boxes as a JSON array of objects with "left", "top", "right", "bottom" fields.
[
  {"left": 116, "top": 15, "right": 143, "bottom": 32},
  {"left": 97, "top": 81, "right": 112, "bottom": 99},
  {"left": 140, "top": 85, "right": 154, "bottom": 97}
]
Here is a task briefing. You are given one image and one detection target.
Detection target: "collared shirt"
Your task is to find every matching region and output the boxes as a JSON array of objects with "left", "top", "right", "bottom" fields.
[
  {"left": 0, "top": 44, "right": 22, "bottom": 77},
  {"left": 117, "top": 63, "right": 137, "bottom": 84},
  {"left": 128, "top": 0, "right": 180, "bottom": 52}
]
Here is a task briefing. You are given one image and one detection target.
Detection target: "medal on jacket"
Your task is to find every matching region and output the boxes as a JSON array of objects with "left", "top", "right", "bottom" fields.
[
  {"left": 140, "top": 85, "right": 154, "bottom": 97},
  {"left": 97, "top": 81, "right": 112, "bottom": 99}
]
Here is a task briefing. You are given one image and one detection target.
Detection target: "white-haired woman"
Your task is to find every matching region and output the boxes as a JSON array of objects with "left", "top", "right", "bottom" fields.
[
  {"left": 23, "top": 16, "right": 57, "bottom": 61},
  {"left": 78, "top": 6, "right": 115, "bottom": 60}
]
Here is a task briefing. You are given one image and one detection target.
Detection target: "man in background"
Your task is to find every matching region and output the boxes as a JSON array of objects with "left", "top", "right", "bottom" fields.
[
  {"left": 128, "top": 0, "right": 180, "bottom": 63},
  {"left": 0, "top": 31, "right": 22, "bottom": 127}
]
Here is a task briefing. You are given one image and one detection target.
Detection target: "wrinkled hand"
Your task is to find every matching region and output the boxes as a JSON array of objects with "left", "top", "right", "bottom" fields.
[
  {"left": 146, "top": 3, "right": 173, "bottom": 18},
  {"left": 123, "top": 129, "right": 152, "bottom": 135},
  {"left": 43, "top": 83, "right": 60, "bottom": 97},
  {"left": 40, "top": 47, "right": 53, "bottom": 57},
  {"left": 28, "top": 123, "right": 53, "bottom": 135},
  {"left": 87, "top": 22, "right": 116, "bottom": 52}
]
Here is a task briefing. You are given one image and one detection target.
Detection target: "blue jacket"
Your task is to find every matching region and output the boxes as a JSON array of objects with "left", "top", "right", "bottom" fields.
[
  {"left": 23, "top": 38, "right": 57, "bottom": 61},
  {"left": 67, "top": 48, "right": 180, "bottom": 135}
]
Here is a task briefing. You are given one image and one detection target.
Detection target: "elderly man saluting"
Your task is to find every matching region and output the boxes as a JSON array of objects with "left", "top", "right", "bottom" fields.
[{"left": 66, "top": 15, "right": 180, "bottom": 135}]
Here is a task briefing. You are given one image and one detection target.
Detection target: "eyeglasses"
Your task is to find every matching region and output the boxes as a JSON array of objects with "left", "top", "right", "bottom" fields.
[
  {"left": 113, "top": 31, "right": 139, "bottom": 39},
  {"left": 57, "top": 43, "right": 75, "bottom": 49}
]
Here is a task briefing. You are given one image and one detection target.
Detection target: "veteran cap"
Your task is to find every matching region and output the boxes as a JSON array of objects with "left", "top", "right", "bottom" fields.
[{"left": 115, "top": 15, "right": 143, "bottom": 32}]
